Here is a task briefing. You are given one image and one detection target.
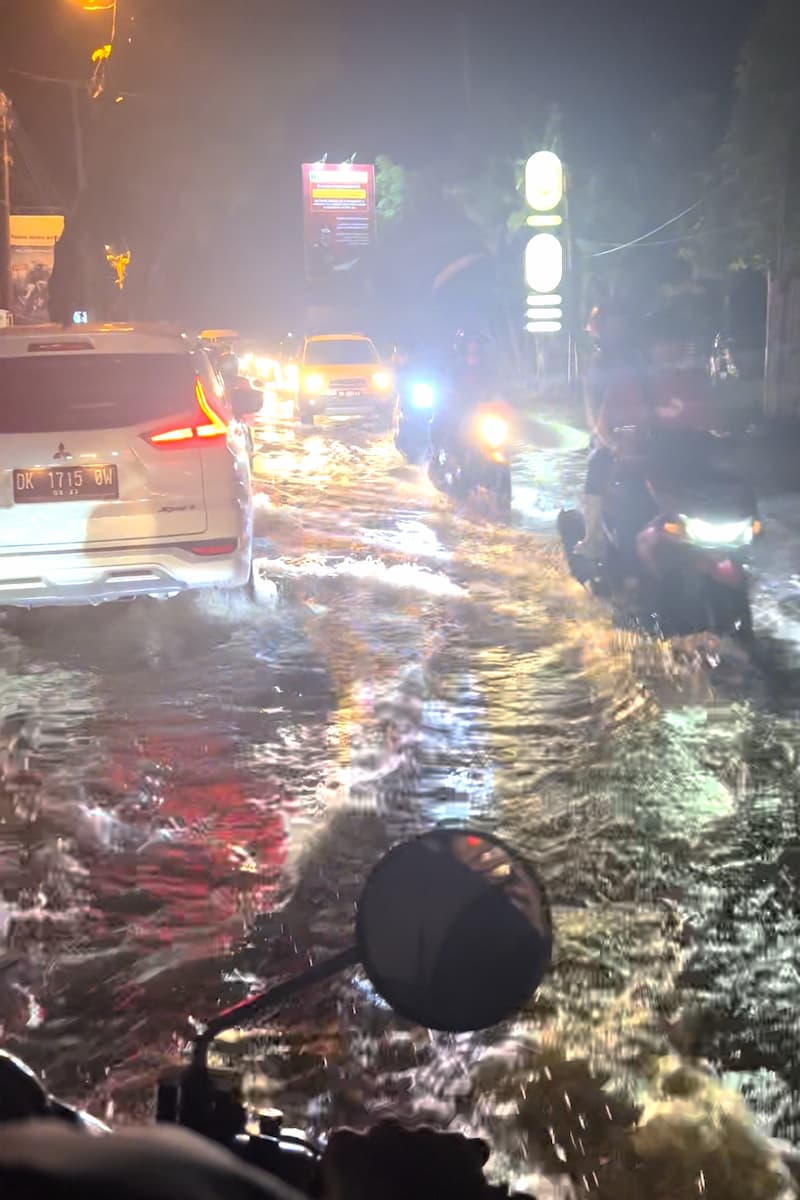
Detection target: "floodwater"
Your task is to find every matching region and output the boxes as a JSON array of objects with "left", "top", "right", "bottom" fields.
[{"left": 1, "top": 396, "right": 799, "bottom": 1189}]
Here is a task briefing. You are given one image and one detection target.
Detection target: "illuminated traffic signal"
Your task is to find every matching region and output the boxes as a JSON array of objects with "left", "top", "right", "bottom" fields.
[{"left": 523, "top": 152, "right": 565, "bottom": 333}]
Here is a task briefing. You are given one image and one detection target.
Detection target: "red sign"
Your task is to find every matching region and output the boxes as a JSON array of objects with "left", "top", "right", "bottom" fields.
[{"left": 302, "top": 162, "right": 376, "bottom": 282}]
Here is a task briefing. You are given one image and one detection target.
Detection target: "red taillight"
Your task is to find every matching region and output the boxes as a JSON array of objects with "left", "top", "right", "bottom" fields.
[
  {"left": 146, "top": 377, "right": 228, "bottom": 448},
  {"left": 182, "top": 539, "right": 238, "bottom": 557}
]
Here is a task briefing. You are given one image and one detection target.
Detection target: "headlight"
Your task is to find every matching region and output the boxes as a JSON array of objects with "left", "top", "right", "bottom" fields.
[
  {"left": 682, "top": 515, "right": 754, "bottom": 548},
  {"left": 477, "top": 414, "right": 509, "bottom": 450},
  {"left": 410, "top": 382, "right": 436, "bottom": 409},
  {"left": 372, "top": 370, "right": 392, "bottom": 391},
  {"left": 304, "top": 373, "right": 325, "bottom": 395}
]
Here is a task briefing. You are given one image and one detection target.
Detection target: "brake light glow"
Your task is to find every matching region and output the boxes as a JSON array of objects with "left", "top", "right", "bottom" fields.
[
  {"left": 147, "top": 377, "right": 228, "bottom": 447},
  {"left": 182, "top": 539, "right": 238, "bottom": 556}
]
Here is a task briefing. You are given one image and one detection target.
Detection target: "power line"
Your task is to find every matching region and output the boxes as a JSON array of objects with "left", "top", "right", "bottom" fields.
[
  {"left": 582, "top": 221, "right": 746, "bottom": 253},
  {"left": 590, "top": 200, "right": 704, "bottom": 258},
  {"left": 8, "top": 68, "right": 86, "bottom": 88},
  {"left": 7, "top": 67, "right": 138, "bottom": 98}
]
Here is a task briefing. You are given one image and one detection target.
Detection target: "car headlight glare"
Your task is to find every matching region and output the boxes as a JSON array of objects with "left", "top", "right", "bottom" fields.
[
  {"left": 304, "top": 373, "right": 325, "bottom": 395},
  {"left": 372, "top": 371, "right": 393, "bottom": 391}
]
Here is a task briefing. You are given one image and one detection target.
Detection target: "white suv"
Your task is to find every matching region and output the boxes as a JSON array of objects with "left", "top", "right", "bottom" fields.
[{"left": 0, "top": 324, "right": 258, "bottom": 607}]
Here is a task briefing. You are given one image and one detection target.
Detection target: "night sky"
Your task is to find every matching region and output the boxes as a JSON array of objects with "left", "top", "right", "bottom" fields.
[
  {"left": 0, "top": 1, "right": 764, "bottom": 172},
  {"left": 0, "top": 0, "right": 765, "bottom": 328}
]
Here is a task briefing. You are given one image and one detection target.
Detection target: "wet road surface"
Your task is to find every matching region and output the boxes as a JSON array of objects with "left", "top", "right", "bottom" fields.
[{"left": 1, "top": 394, "right": 799, "bottom": 1176}]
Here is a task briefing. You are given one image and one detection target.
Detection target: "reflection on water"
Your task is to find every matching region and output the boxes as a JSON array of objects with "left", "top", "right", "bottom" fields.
[{"left": 1, "top": 410, "right": 799, "bottom": 1183}]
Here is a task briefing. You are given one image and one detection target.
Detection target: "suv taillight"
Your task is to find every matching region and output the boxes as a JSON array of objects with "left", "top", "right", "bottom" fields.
[{"left": 145, "top": 377, "right": 227, "bottom": 448}]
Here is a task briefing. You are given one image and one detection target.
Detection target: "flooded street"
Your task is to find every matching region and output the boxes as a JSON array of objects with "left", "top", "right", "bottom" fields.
[{"left": 2, "top": 397, "right": 799, "bottom": 1163}]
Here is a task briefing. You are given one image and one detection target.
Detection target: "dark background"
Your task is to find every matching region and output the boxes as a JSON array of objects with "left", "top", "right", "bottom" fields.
[{"left": 0, "top": 0, "right": 764, "bottom": 335}]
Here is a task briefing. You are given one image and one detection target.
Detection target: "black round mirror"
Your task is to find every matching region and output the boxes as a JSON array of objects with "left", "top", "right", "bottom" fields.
[{"left": 356, "top": 828, "right": 552, "bottom": 1032}]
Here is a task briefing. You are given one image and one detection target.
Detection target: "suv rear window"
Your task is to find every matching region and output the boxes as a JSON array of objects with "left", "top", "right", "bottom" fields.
[
  {"left": 0, "top": 353, "right": 197, "bottom": 433},
  {"left": 304, "top": 339, "right": 378, "bottom": 366}
]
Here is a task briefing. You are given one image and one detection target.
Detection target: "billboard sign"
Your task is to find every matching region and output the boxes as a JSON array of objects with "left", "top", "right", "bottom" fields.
[
  {"left": 10, "top": 214, "right": 65, "bottom": 325},
  {"left": 302, "top": 162, "right": 375, "bottom": 282}
]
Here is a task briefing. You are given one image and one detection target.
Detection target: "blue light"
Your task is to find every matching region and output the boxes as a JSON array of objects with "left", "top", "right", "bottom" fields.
[{"left": 411, "top": 382, "right": 436, "bottom": 409}]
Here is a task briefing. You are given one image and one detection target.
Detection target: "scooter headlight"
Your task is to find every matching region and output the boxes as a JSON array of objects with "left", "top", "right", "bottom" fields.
[
  {"left": 411, "top": 382, "right": 436, "bottom": 409},
  {"left": 477, "top": 413, "right": 509, "bottom": 450},
  {"left": 682, "top": 515, "right": 755, "bottom": 548}
]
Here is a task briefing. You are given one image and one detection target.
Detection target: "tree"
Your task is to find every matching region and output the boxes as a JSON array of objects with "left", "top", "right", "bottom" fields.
[
  {"left": 692, "top": 0, "right": 800, "bottom": 415},
  {"left": 572, "top": 91, "right": 721, "bottom": 315},
  {"left": 374, "top": 156, "right": 406, "bottom": 229}
]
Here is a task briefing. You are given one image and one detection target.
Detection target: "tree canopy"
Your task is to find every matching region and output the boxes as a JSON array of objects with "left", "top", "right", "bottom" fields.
[{"left": 694, "top": 0, "right": 799, "bottom": 276}]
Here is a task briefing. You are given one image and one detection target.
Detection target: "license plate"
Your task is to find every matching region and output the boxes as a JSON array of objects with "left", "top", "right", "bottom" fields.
[
  {"left": 13, "top": 464, "right": 119, "bottom": 504},
  {"left": 337, "top": 390, "right": 362, "bottom": 398}
]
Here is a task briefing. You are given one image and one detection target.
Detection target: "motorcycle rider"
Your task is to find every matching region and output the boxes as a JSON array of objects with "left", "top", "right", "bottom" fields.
[
  {"left": 393, "top": 339, "right": 449, "bottom": 453},
  {"left": 574, "top": 301, "right": 649, "bottom": 561},
  {"left": 429, "top": 329, "right": 500, "bottom": 461},
  {"left": 574, "top": 303, "right": 715, "bottom": 563}
]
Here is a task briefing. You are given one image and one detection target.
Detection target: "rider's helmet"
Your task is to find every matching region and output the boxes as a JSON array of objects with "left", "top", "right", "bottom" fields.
[
  {"left": 585, "top": 300, "right": 635, "bottom": 351},
  {"left": 453, "top": 329, "right": 492, "bottom": 370}
]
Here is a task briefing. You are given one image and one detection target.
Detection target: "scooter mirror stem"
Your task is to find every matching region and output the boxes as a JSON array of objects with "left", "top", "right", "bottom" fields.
[{"left": 192, "top": 947, "right": 359, "bottom": 1068}]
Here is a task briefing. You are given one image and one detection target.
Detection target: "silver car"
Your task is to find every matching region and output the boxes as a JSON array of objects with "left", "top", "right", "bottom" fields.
[{"left": 0, "top": 324, "right": 258, "bottom": 607}]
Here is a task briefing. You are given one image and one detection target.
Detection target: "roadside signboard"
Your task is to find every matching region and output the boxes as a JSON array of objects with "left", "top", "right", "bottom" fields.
[
  {"left": 302, "top": 162, "right": 376, "bottom": 283},
  {"left": 10, "top": 214, "right": 65, "bottom": 325}
]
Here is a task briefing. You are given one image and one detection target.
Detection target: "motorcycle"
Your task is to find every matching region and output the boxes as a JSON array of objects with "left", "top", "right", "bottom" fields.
[
  {"left": 428, "top": 406, "right": 512, "bottom": 508},
  {"left": 0, "top": 827, "right": 552, "bottom": 1196},
  {"left": 394, "top": 377, "right": 440, "bottom": 464},
  {"left": 558, "top": 430, "right": 760, "bottom": 639}
]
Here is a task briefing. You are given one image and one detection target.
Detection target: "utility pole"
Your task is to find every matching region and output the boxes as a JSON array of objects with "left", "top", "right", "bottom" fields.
[
  {"left": 457, "top": 8, "right": 473, "bottom": 126},
  {"left": 764, "top": 175, "right": 787, "bottom": 419},
  {"left": 0, "top": 92, "right": 12, "bottom": 316},
  {"left": 70, "top": 85, "right": 87, "bottom": 198}
]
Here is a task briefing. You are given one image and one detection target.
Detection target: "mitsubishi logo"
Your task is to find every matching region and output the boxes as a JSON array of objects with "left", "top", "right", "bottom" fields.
[{"left": 53, "top": 442, "right": 73, "bottom": 461}]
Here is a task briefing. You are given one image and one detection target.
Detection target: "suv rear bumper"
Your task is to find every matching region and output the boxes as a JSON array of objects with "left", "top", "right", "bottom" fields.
[{"left": 0, "top": 535, "right": 252, "bottom": 607}]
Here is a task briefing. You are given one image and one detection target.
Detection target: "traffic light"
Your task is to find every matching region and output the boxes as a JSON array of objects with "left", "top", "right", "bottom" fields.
[{"left": 523, "top": 152, "right": 565, "bottom": 334}]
